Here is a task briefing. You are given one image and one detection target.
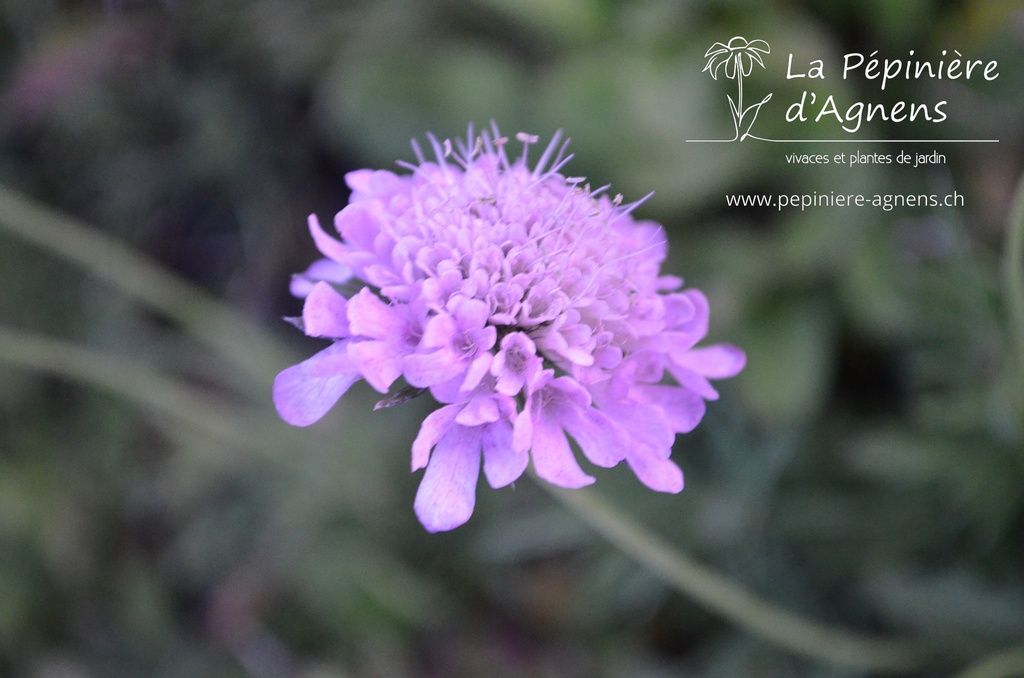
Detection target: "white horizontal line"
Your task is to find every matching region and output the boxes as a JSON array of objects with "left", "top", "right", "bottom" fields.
[{"left": 685, "top": 138, "right": 999, "bottom": 143}]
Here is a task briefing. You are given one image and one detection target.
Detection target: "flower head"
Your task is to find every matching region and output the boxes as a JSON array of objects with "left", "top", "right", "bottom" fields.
[
  {"left": 703, "top": 36, "right": 770, "bottom": 80},
  {"left": 274, "top": 124, "right": 745, "bottom": 531}
]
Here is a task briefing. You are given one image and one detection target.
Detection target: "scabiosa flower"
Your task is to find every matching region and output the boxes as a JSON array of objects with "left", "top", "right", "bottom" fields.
[{"left": 274, "top": 124, "right": 745, "bottom": 532}]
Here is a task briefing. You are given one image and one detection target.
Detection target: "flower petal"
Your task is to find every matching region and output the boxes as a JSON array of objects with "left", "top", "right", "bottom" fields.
[
  {"left": 403, "top": 349, "right": 464, "bottom": 388},
  {"left": 414, "top": 425, "right": 481, "bottom": 532},
  {"left": 634, "top": 384, "right": 707, "bottom": 434},
  {"left": 290, "top": 258, "right": 352, "bottom": 297},
  {"left": 455, "top": 393, "right": 500, "bottom": 426},
  {"left": 345, "top": 168, "right": 404, "bottom": 196},
  {"left": 420, "top": 312, "right": 457, "bottom": 349},
  {"left": 347, "top": 340, "right": 402, "bottom": 393},
  {"left": 460, "top": 353, "right": 493, "bottom": 392},
  {"left": 591, "top": 382, "right": 676, "bottom": 459},
  {"left": 273, "top": 342, "right": 359, "bottom": 426},
  {"left": 531, "top": 414, "right": 595, "bottom": 489},
  {"left": 667, "top": 290, "right": 710, "bottom": 355},
  {"left": 411, "top": 405, "right": 459, "bottom": 471},
  {"left": 302, "top": 281, "right": 350, "bottom": 338},
  {"left": 512, "top": 400, "right": 533, "bottom": 453},
  {"left": 668, "top": 365, "right": 720, "bottom": 401},
  {"left": 335, "top": 203, "right": 382, "bottom": 254},
  {"left": 347, "top": 288, "right": 406, "bottom": 339},
  {"left": 307, "top": 214, "right": 351, "bottom": 264},
  {"left": 561, "top": 404, "right": 628, "bottom": 468},
  {"left": 626, "top": 451, "right": 684, "bottom": 493},
  {"left": 675, "top": 344, "right": 746, "bottom": 379},
  {"left": 482, "top": 420, "right": 526, "bottom": 488}
]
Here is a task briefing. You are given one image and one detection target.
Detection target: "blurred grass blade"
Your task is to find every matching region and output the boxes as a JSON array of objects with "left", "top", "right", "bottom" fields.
[
  {"left": 537, "top": 478, "right": 929, "bottom": 673},
  {"left": 954, "top": 645, "right": 1024, "bottom": 678},
  {"left": 0, "top": 184, "right": 297, "bottom": 388},
  {"left": 0, "top": 325, "right": 290, "bottom": 455}
]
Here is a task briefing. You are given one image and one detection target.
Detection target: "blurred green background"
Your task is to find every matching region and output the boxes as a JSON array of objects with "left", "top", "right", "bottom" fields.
[{"left": 1, "top": 0, "right": 1022, "bottom": 676}]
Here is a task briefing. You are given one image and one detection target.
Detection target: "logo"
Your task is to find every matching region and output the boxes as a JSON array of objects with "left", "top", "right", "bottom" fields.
[
  {"left": 689, "top": 37, "right": 1000, "bottom": 144},
  {"left": 702, "top": 36, "right": 772, "bottom": 142}
]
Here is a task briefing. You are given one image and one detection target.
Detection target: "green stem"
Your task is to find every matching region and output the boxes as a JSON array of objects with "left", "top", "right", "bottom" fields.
[
  {"left": 0, "top": 325, "right": 290, "bottom": 455},
  {"left": 535, "top": 478, "right": 929, "bottom": 673},
  {"left": 0, "top": 184, "right": 297, "bottom": 388}
]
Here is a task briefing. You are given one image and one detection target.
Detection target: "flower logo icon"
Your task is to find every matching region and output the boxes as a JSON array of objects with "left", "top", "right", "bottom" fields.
[{"left": 703, "top": 37, "right": 773, "bottom": 141}]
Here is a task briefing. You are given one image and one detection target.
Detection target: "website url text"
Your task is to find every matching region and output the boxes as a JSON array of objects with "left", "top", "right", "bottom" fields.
[{"left": 726, "top": 190, "right": 964, "bottom": 212}]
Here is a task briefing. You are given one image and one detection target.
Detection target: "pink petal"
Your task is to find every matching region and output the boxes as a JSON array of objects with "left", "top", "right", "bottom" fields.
[
  {"left": 273, "top": 342, "right": 359, "bottom": 427},
  {"left": 663, "top": 292, "right": 696, "bottom": 325},
  {"left": 481, "top": 420, "right": 526, "bottom": 488},
  {"left": 547, "top": 375, "right": 590, "bottom": 408},
  {"left": 666, "top": 290, "right": 710, "bottom": 354},
  {"left": 345, "top": 168, "right": 403, "bottom": 196},
  {"left": 403, "top": 349, "right": 463, "bottom": 388},
  {"left": 420, "top": 312, "right": 457, "bottom": 349},
  {"left": 512, "top": 403, "right": 533, "bottom": 452},
  {"left": 290, "top": 258, "right": 352, "bottom": 297},
  {"left": 591, "top": 383, "right": 675, "bottom": 459},
  {"left": 347, "top": 340, "right": 401, "bottom": 393},
  {"left": 307, "top": 258, "right": 353, "bottom": 283},
  {"left": 455, "top": 393, "right": 500, "bottom": 426},
  {"left": 626, "top": 451, "right": 684, "bottom": 493},
  {"left": 307, "top": 214, "right": 350, "bottom": 264},
  {"left": 414, "top": 425, "right": 481, "bottom": 532},
  {"left": 343, "top": 169, "right": 376, "bottom": 193},
  {"left": 335, "top": 203, "right": 381, "bottom": 253},
  {"left": 460, "top": 353, "right": 493, "bottom": 392},
  {"left": 448, "top": 295, "right": 491, "bottom": 329},
  {"left": 531, "top": 415, "right": 594, "bottom": 489},
  {"left": 674, "top": 344, "right": 746, "bottom": 379},
  {"left": 411, "top": 405, "right": 459, "bottom": 471},
  {"left": 560, "top": 404, "right": 628, "bottom": 468},
  {"left": 634, "top": 384, "right": 707, "bottom": 434},
  {"left": 347, "top": 288, "right": 406, "bottom": 339},
  {"left": 668, "top": 365, "right": 720, "bottom": 400},
  {"left": 302, "top": 281, "right": 350, "bottom": 338}
]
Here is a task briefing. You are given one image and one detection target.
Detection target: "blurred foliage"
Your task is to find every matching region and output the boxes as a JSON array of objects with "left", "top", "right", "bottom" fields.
[{"left": 0, "top": 0, "right": 1023, "bottom": 676}]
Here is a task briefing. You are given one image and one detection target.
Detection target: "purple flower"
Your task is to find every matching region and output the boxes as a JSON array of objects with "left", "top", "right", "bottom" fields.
[{"left": 274, "top": 124, "right": 746, "bottom": 532}]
